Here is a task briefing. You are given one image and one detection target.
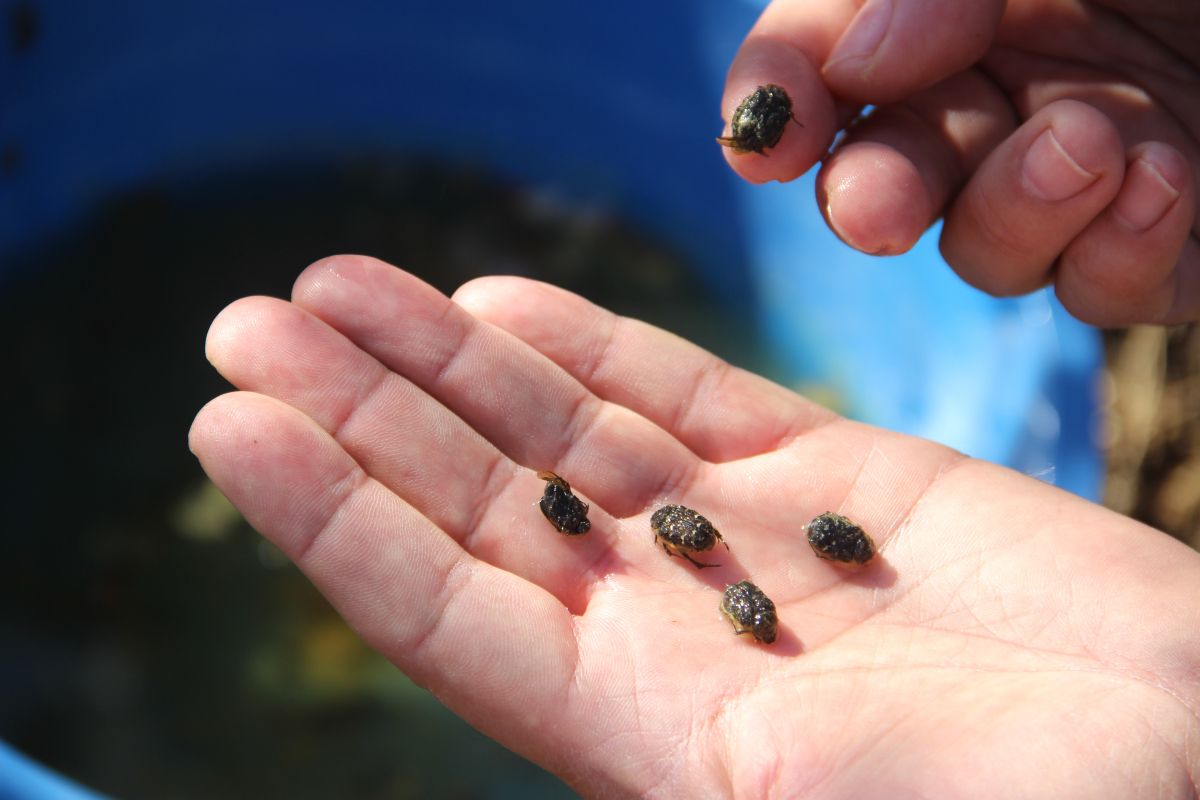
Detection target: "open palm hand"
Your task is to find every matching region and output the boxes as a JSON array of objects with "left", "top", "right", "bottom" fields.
[{"left": 190, "top": 256, "right": 1200, "bottom": 798}]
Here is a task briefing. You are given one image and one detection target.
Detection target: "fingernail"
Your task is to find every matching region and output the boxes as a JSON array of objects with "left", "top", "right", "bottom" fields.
[
  {"left": 1112, "top": 156, "right": 1181, "bottom": 232},
  {"left": 825, "top": 197, "right": 855, "bottom": 247},
  {"left": 1021, "top": 128, "right": 1099, "bottom": 202},
  {"left": 825, "top": 0, "right": 893, "bottom": 75},
  {"left": 825, "top": 195, "right": 891, "bottom": 256}
]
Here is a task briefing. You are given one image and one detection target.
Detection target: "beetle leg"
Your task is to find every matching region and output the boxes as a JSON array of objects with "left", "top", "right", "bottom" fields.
[{"left": 680, "top": 550, "right": 719, "bottom": 570}]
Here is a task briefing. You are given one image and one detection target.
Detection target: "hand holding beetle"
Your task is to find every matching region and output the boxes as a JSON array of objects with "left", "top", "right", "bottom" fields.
[
  {"left": 721, "top": 0, "right": 1200, "bottom": 326},
  {"left": 191, "top": 256, "right": 1200, "bottom": 798}
]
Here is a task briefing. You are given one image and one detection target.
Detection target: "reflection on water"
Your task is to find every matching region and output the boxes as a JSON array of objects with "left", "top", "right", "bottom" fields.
[{"left": 0, "top": 158, "right": 769, "bottom": 798}]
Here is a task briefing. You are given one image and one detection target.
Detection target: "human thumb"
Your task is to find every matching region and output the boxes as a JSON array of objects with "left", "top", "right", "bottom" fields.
[{"left": 822, "top": 0, "right": 1005, "bottom": 103}]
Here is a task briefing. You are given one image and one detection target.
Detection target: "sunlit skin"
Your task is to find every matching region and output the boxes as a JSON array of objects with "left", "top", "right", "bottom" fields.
[
  {"left": 188, "top": 1, "right": 1200, "bottom": 794},
  {"left": 719, "top": 0, "right": 1199, "bottom": 326},
  {"left": 191, "top": 255, "right": 1200, "bottom": 799}
]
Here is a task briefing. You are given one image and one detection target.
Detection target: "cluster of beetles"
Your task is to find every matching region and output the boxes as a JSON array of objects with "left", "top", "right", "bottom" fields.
[
  {"left": 535, "top": 84, "right": 851, "bottom": 645},
  {"left": 536, "top": 470, "right": 877, "bottom": 647}
]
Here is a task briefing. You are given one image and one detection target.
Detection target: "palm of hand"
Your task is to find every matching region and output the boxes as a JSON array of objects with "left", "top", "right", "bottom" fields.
[{"left": 191, "top": 257, "right": 1200, "bottom": 798}]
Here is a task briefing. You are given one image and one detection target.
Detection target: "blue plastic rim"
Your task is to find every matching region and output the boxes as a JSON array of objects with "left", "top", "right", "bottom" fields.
[
  {"left": 0, "top": 741, "right": 107, "bottom": 800},
  {"left": 0, "top": 0, "right": 1100, "bottom": 790}
]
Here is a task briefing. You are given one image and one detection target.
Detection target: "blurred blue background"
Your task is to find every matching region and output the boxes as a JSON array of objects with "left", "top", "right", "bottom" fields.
[{"left": 0, "top": 0, "right": 1101, "bottom": 797}]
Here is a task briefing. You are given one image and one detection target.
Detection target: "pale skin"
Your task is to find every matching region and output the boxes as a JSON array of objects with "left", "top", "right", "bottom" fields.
[
  {"left": 191, "top": 256, "right": 1200, "bottom": 799},
  {"left": 190, "top": 2, "right": 1200, "bottom": 796},
  {"left": 721, "top": 0, "right": 1199, "bottom": 326}
]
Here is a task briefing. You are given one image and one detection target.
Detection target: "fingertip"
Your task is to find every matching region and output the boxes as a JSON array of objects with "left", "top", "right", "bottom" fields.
[
  {"left": 452, "top": 275, "right": 552, "bottom": 327},
  {"left": 188, "top": 392, "right": 228, "bottom": 457},
  {"left": 1055, "top": 142, "right": 1197, "bottom": 325},
  {"left": 1110, "top": 144, "right": 1189, "bottom": 234},
  {"left": 454, "top": 277, "right": 608, "bottom": 364},
  {"left": 205, "top": 295, "right": 275, "bottom": 368},
  {"left": 813, "top": 70, "right": 1014, "bottom": 259},
  {"left": 293, "top": 254, "right": 351, "bottom": 302},
  {"left": 451, "top": 274, "right": 534, "bottom": 316},
  {"left": 188, "top": 390, "right": 268, "bottom": 465},
  {"left": 1019, "top": 101, "right": 1125, "bottom": 200},
  {"left": 292, "top": 253, "right": 394, "bottom": 307},
  {"left": 819, "top": 140, "right": 935, "bottom": 255},
  {"left": 721, "top": 36, "right": 838, "bottom": 183}
]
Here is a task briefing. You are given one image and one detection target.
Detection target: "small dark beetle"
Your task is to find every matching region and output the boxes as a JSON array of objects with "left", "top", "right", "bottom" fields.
[
  {"left": 650, "top": 504, "right": 728, "bottom": 569},
  {"left": 537, "top": 471, "right": 591, "bottom": 535},
  {"left": 716, "top": 84, "right": 801, "bottom": 155},
  {"left": 720, "top": 581, "right": 778, "bottom": 644},
  {"left": 806, "top": 511, "right": 876, "bottom": 566}
]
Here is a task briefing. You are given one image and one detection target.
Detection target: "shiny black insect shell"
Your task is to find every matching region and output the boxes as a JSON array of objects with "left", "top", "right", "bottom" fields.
[
  {"left": 716, "top": 84, "right": 801, "bottom": 155},
  {"left": 806, "top": 511, "right": 876, "bottom": 566},
  {"left": 537, "top": 471, "right": 591, "bottom": 535},
  {"left": 650, "top": 504, "right": 728, "bottom": 569},
  {"left": 720, "top": 581, "right": 778, "bottom": 644}
]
